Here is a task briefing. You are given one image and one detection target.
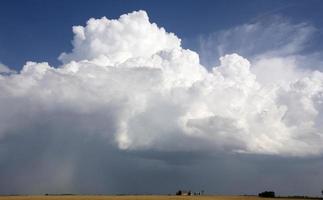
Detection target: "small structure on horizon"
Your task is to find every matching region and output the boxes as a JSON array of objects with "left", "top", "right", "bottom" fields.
[{"left": 176, "top": 190, "right": 191, "bottom": 196}]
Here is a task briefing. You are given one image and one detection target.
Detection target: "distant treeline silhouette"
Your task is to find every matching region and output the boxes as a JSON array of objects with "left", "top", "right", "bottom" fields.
[
  {"left": 258, "top": 191, "right": 323, "bottom": 200},
  {"left": 175, "top": 189, "right": 204, "bottom": 196},
  {"left": 259, "top": 191, "right": 275, "bottom": 198}
]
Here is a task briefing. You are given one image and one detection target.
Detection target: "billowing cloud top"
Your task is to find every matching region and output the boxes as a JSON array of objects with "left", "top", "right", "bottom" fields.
[
  {"left": 1, "top": 10, "right": 323, "bottom": 157},
  {"left": 59, "top": 11, "right": 181, "bottom": 65}
]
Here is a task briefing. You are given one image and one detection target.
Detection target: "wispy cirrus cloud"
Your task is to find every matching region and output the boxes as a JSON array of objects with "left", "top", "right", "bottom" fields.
[{"left": 198, "top": 16, "right": 318, "bottom": 66}]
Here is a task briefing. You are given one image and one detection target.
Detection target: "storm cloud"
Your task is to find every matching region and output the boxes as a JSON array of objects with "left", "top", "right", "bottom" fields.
[{"left": 1, "top": 10, "right": 323, "bottom": 195}]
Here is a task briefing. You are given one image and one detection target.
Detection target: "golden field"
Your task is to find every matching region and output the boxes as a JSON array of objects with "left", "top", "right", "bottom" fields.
[{"left": 0, "top": 196, "right": 283, "bottom": 200}]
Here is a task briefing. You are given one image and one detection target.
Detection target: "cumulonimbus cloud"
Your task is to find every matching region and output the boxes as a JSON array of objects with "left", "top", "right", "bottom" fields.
[{"left": 1, "top": 10, "right": 323, "bottom": 157}]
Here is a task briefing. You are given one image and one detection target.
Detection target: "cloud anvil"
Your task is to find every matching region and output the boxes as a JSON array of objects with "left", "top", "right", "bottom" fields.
[{"left": 1, "top": 10, "right": 323, "bottom": 158}]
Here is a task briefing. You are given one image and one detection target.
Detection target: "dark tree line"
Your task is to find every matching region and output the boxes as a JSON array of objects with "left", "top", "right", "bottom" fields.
[
  {"left": 259, "top": 191, "right": 275, "bottom": 198},
  {"left": 176, "top": 190, "right": 204, "bottom": 196}
]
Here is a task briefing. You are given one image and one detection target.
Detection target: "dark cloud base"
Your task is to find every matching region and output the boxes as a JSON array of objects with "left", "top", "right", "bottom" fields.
[{"left": 1, "top": 128, "right": 322, "bottom": 195}]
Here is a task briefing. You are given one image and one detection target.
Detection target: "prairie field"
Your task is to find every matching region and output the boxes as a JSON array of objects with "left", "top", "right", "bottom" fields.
[{"left": 0, "top": 196, "right": 285, "bottom": 200}]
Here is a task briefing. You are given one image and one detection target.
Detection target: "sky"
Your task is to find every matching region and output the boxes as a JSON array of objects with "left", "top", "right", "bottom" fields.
[{"left": 1, "top": 0, "right": 323, "bottom": 196}]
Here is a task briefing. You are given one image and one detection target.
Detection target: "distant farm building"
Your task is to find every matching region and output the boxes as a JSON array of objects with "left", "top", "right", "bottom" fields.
[{"left": 176, "top": 190, "right": 193, "bottom": 196}]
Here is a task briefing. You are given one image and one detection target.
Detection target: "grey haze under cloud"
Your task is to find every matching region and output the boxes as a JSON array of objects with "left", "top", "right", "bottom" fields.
[{"left": 0, "top": 11, "right": 323, "bottom": 195}]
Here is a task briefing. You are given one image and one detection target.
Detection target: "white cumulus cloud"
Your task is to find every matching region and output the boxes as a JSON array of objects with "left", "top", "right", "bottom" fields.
[
  {"left": 0, "top": 63, "right": 16, "bottom": 74},
  {"left": 1, "top": 10, "right": 323, "bottom": 157},
  {"left": 59, "top": 10, "right": 181, "bottom": 66}
]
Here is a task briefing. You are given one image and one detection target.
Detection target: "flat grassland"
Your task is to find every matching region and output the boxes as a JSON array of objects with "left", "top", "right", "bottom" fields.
[{"left": 0, "top": 196, "right": 283, "bottom": 200}]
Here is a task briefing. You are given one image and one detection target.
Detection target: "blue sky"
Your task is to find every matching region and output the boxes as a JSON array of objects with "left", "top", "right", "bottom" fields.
[{"left": 1, "top": 0, "right": 323, "bottom": 69}]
